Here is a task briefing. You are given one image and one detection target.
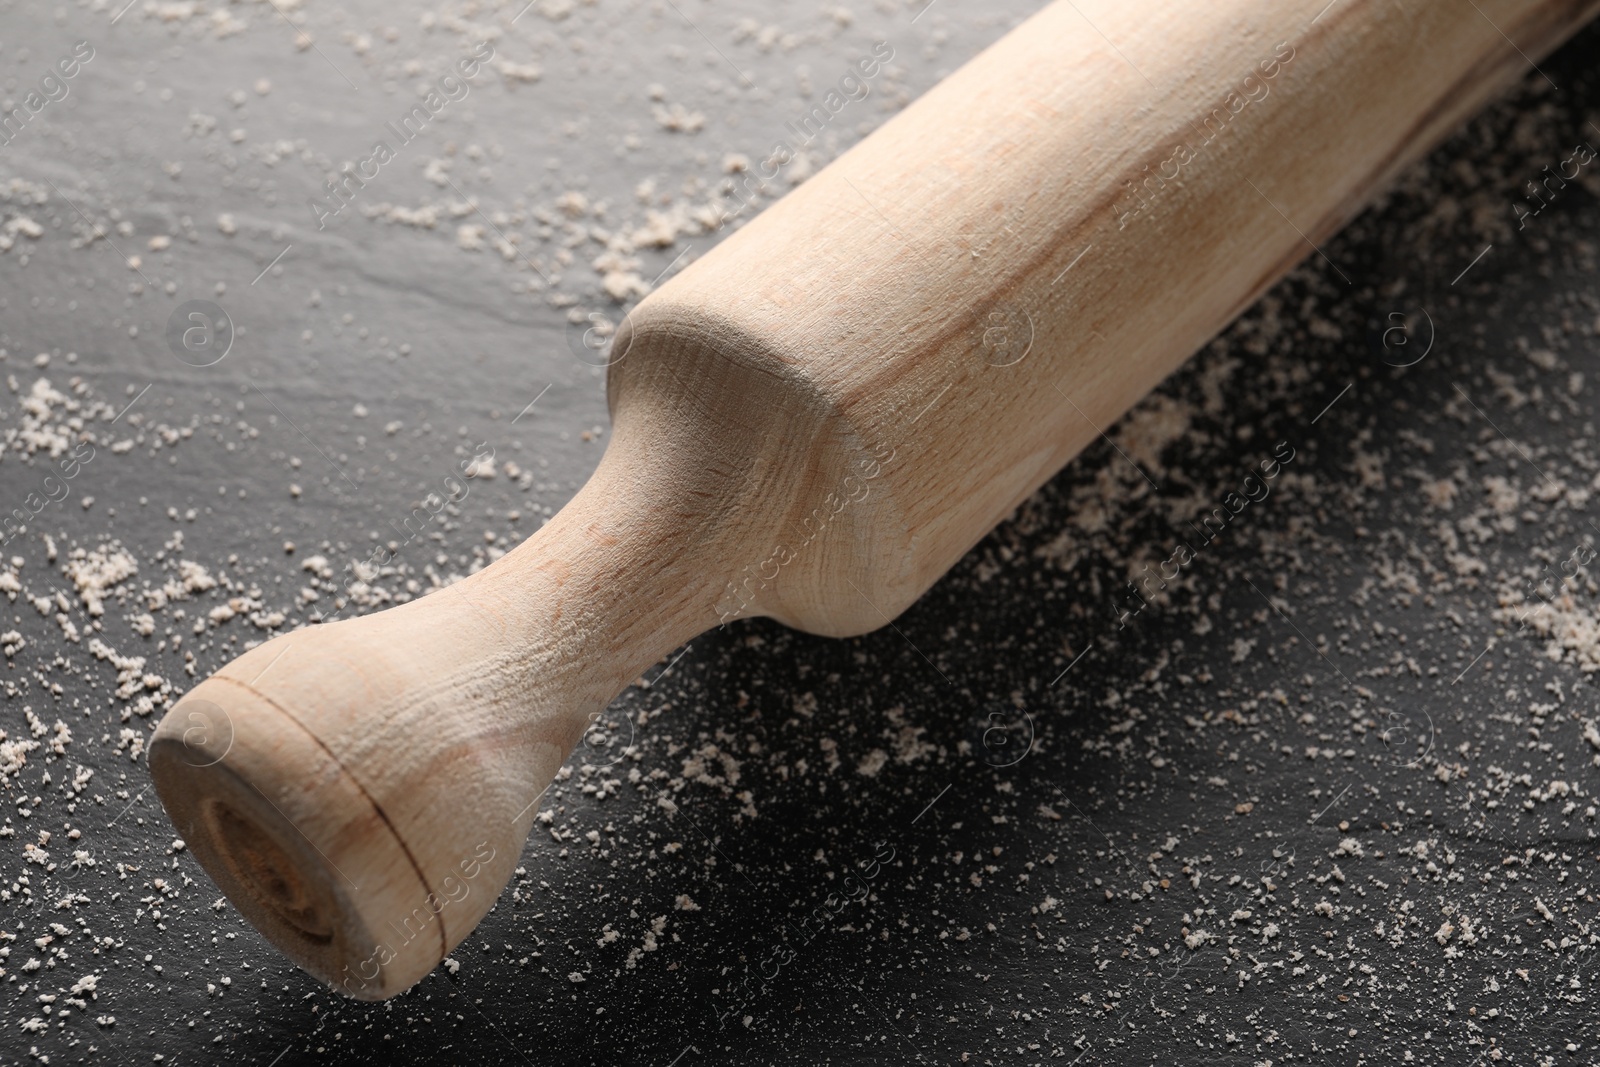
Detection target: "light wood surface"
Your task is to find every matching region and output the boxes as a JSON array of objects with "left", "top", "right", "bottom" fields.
[{"left": 151, "top": 0, "right": 1600, "bottom": 999}]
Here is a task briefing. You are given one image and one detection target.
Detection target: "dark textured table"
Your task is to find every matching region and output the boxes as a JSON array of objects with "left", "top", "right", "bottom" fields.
[{"left": 2, "top": 1, "right": 1599, "bottom": 1064}]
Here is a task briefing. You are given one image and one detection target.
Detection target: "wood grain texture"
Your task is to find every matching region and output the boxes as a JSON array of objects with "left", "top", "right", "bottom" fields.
[{"left": 151, "top": 0, "right": 1600, "bottom": 999}]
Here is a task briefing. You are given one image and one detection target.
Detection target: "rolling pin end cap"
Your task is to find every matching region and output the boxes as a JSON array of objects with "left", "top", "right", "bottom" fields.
[{"left": 150, "top": 677, "right": 445, "bottom": 1001}]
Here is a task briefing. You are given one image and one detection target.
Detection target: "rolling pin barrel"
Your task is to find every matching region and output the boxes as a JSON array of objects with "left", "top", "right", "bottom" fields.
[{"left": 152, "top": 0, "right": 1599, "bottom": 999}]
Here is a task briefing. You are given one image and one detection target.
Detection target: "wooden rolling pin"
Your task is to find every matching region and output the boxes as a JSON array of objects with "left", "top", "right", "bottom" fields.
[{"left": 150, "top": 0, "right": 1598, "bottom": 999}]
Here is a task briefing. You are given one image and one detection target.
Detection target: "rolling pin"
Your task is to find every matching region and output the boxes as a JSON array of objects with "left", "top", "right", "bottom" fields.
[{"left": 150, "top": 0, "right": 1599, "bottom": 999}]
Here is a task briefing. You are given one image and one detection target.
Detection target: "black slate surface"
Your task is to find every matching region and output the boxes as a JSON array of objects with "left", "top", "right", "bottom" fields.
[{"left": 2, "top": 2, "right": 1600, "bottom": 1065}]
